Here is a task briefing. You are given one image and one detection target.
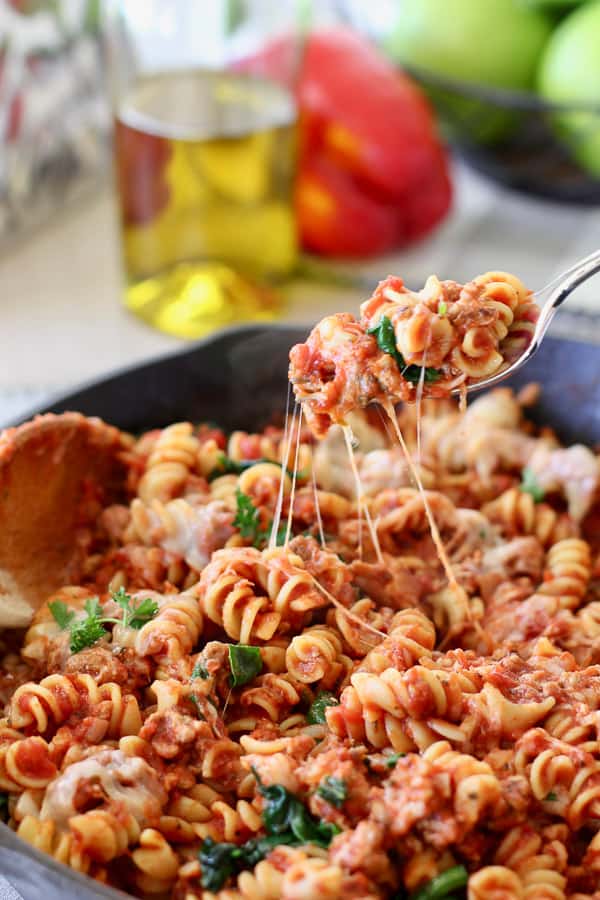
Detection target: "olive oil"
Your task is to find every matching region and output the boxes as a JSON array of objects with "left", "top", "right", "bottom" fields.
[{"left": 114, "top": 69, "right": 298, "bottom": 338}]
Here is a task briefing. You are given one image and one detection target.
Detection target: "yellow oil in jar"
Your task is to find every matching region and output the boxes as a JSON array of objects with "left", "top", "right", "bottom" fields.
[{"left": 114, "top": 69, "right": 298, "bottom": 338}]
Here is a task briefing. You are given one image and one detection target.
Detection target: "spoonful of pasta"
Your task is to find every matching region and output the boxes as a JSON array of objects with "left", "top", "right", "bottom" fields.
[{"left": 289, "top": 250, "right": 600, "bottom": 437}]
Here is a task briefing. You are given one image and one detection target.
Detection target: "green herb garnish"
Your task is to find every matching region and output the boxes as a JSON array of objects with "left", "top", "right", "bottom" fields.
[
  {"left": 306, "top": 691, "right": 339, "bottom": 725},
  {"left": 190, "top": 659, "right": 211, "bottom": 718},
  {"left": 438, "top": 301, "right": 447, "bottom": 317},
  {"left": 49, "top": 588, "right": 159, "bottom": 653},
  {"left": 199, "top": 780, "right": 340, "bottom": 891},
  {"left": 386, "top": 751, "right": 406, "bottom": 769},
  {"left": 257, "top": 780, "right": 340, "bottom": 847},
  {"left": 199, "top": 837, "right": 240, "bottom": 892},
  {"left": 111, "top": 586, "right": 159, "bottom": 629},
  {"left": 191, "top": 660, "right": 210, "bottom": 680},
  {"left": 199, "top": 834, "right": 289, "bottom": 891},
  {"left": 229, "top": 644, "right": 263, "bottom": 687},
  {"left": 368, "top": 315, "right": 441, "bottom": 384},
  {"left": 316, "top": 776, "right": 347, "bottom": 808},
  {"left": 233, "top": 488, "right": 261, "bottom": 540},
  {"left": 545, "top": 790, "right": 558, "bottom": 802},
  {"left": 48, "top": 600, "right": 75, "bottom": 630},
  {"left": 67, "top": 598, "right": 109, "bottom": 653},
  {"left": 233, "top": 489, "right": 286, "bottom": 548},
  {"left": 520, "top": 466, "right": 545, "bottom": 503},
  {"left": 410, "top": 865, "right": 468, "bottom": 900}
]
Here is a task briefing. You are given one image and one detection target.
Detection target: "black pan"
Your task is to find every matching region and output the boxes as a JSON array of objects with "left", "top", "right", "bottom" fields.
[{"left": 1, "top": 323, "right": 599, "bottom": 900}]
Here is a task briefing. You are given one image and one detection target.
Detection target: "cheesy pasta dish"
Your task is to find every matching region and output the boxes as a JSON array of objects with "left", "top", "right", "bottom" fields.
[{"left": 1, "top": 271, "right": 600, "bottom": 900}]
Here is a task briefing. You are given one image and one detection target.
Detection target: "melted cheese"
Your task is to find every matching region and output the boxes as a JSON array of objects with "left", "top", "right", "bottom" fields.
[
  {"left": 40, "top": 750, "right": 166, "bottom": 829},
  {"left": 381, "top": 399, "right": 468, "bottom": 609}
]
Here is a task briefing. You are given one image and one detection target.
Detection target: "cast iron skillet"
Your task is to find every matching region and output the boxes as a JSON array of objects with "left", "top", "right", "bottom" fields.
[{"left": 1, "top": 324, "right": 599, "bottom": 900}]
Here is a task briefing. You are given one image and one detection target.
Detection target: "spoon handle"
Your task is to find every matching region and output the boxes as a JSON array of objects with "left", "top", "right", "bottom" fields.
[{"left": 536, "top": 247, "right": 600, "bottom": 339}]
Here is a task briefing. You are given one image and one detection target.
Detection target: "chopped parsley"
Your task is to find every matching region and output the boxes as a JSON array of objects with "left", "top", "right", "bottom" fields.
[
  {"left": 49, "top": 588, "right": 159, "bottom": 653},
  {"left": 410, "top": 865, "right": 468, "bottom": 900},
  {"left": 111, "top": 586, "right": 159, "bottom": 629},
  {"left": 545, "top": 790, "right": 558, "bottom": 802},
  {"left": 520, "top": 466, "right": 545, "bottom": 502},
  {"left": 47, "top": 600, "right": 75, "bottom": 630},
  {"left": 437, "top": 300, "right": 448, "bottom": 317},
  {"left": 316, "top": 776, "right": 347, "bottom": 808},
  {"left": 50, "top": 597, "right": 108, "bottom": 653},
  {"left": 368, "top": 315, "right": 441, "bottom": 385},
  {"left": 199, "top": 780, "right": 340, "bottom": 892},
  {"left": 306, "top": 691, "right": 339, "bottom": 725},
  {"left": 233, "top": 489, "right": 286, "bottom": 548},
  {"left": 229, "top": 644, "right": 262, "bottom": 687}
]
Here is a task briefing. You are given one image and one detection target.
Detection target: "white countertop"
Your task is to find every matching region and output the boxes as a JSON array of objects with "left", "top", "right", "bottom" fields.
[{"left": 2, "top": 161, "right": 599, "bottom": 421}]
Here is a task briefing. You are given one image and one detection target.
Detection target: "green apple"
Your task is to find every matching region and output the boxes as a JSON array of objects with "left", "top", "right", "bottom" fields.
[
  {"left": 384, "top": 0, "right": 552, "bottom": 143},
  {"left": 538, "top": 0, "right": 600, "bottom": 176},
  {"left": 384, "top": 0, "right": 552, "bottom": 90},
  {"left": 520, "top": 0, "right": 583, "bottom": 8}
]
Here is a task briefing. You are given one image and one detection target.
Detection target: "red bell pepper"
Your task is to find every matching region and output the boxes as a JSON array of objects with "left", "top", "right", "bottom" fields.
[{"left": 296, "top": 29, "right": 452, "bottom": 258}]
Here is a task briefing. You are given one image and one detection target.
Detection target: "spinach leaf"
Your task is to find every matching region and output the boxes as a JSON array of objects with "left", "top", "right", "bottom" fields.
[
  {"left": 258, "top": 780, "right": 340, "bottom": 848},
  {"left": 316, "top": 776, "right": 347, "bottom": 808},
  {"left": 410, "top": 865, "right": 468, "bottom": 900},
  {"left": 229, "top": 644, "right": 262, "bottom": 687},
  {"left": 198, "top": 780, "right": 341, "bottom": 891},
  {"left": 307, "top": 691, "right": 339, "bottom": 724},
  {"left": 199, "top": 838, "right": 239, "bottom": 892},
  {"left": 368, "top": 316, "right": 441, "bottom": 384}
]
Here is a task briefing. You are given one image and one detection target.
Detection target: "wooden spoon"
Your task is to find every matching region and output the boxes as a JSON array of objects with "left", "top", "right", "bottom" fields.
[{"left": 0, "top": 413, "right": 129, "bottom": 628}]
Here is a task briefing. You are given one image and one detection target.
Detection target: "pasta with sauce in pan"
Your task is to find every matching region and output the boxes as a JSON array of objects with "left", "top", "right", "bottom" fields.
[{"left": 1, "top": 273, "right": 600, "bottom": 900}]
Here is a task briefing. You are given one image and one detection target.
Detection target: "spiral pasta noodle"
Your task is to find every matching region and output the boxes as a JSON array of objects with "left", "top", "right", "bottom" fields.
[
  {"left": 537, "top": 539, "right": 591, "bottom": 611},
  {"left": 135, "top": 593, "right": 203, "bottom": 660},
  {"left": 285, "top": 626, "right": 351, "bottom": 688},
  {"left": 198, "top": 546, "right": 328, "bottom": 643},
  {"left": 3, "top": 316, "right": 600, "bottom": 900},
  {"left": 482, "top": 488, "right": 575, "bottom": 547},
  {"left": 137, "top": 423, "right": 200, "bottom": 503},
  {"left": 8, "top": 674, "right": 142, "bottom": 737}
]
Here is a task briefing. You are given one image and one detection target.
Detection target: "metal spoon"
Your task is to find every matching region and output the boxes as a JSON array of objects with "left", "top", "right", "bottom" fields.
[{"left": 453, "top": 248, "right": 600, "bottom": 396}]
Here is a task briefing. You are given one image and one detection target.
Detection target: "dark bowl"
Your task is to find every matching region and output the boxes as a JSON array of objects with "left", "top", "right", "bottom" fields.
[
  {"left": 403, "top": 65, "right": 600, "bottom": 205},
  {"left": 1, "top": 323, "right": 600, "bottom": 900}
]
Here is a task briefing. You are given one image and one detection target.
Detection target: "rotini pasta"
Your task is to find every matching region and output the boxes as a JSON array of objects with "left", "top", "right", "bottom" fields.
[
  {"left": 3, "top": 300, "right": 600, "bottom": 900},
  {"left": 289, "top": 271, "right": 539, "bottom": 435}
]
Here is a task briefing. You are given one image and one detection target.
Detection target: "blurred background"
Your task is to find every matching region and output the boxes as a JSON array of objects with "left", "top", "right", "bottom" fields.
[{"left": 1, "top": 0, "right": 600, "bottom": 422}]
